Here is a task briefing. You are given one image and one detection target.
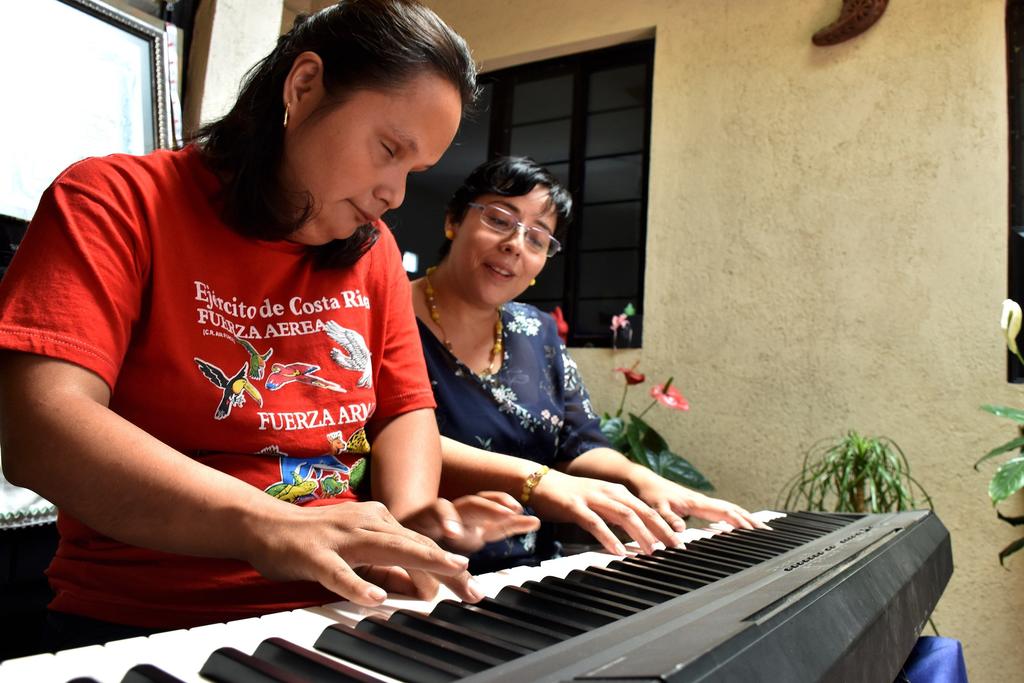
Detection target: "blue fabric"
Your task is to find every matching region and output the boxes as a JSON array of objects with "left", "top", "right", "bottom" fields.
[
  {"left": 898, "top": 637, "right": 968, "bottom": 683},
  {"left": 419, "top": 302, "right": 610, "bottom": 571}
]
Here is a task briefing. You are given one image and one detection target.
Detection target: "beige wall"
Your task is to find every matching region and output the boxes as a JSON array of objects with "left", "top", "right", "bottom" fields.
[
  {"left": 418, "top": 0, "right": 1019, "bottom": 680},
  {"left": 184, "top": 0, "right": 284, "bottom": 133},
  {"left": 206, "top": 0, "right": 1022, "bottom": 678}
]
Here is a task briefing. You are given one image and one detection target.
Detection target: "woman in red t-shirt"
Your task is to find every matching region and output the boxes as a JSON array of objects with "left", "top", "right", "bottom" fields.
[{"left": 0, "top": 0, "right": 535, "bottom": 648}]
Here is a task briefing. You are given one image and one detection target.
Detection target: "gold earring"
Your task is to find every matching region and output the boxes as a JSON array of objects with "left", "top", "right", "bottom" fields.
[
  {"left": 530, "top": 278, "right": 537, "bottom": 286},
  {"left": 283, "top": 103, "right": 290, "bottom": 128},
  {"left": 444, "top": 229, "right": 454, "bottom": 239}
]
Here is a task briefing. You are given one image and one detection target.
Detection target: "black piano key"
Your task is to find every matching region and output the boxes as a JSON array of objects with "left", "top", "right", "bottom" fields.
[
  {"left": 627, "top": 554, "right": 729, "bottom": 583},
  {"left": 593, "top": 564, "right": 692, "bottom": 595},
  {"left": 812, "top": 511, "right": 863, "bottom": 525},
  {"left": 467, "top": 596, "right": 588, "bottom": 636},
  {"left": 495, "top": 585, "right": 620, "bottom": 628},
  {"left": 199, "top": 647, "right": 305, "bottom": 683},
  {"left": 687, "top": 539, "right": 769, "bottom": 564},
  {"left": 787, "top": 511, "right": 854, "bottom": 529},
  {"left": 622, "top": 557, "right": 729, "bottom": 581},
  {"left": 388, "top": 609, "right": 531, "bottom": 660},
  {"left": 725, "top": 530, "right": 800, "bottom": 553},
  {"left": 641, "top": 550, "right": 734, "bottom": 579},
  {"left": 519, "top": 579, "right": 643, "bottom": 617},
  {"left": 610, "top": 558, "right": 707, "bottom": 590},
  {"left": 697, "top": 535, "right": 778, "bottom": 560},
  {"left": 656, "top": 546, "right": 753, "bottom": 573},
  {"left": 708, "top": 534, "right": 785, "bottom": 558},
  {"left": 251, "top": 637, "right": 381, "bottom": 683},
  {"left": 539, "top": 575, "right": 660, "bottom": 610},
  {"left": 769, "top": 516, "right": 838, "bottom": 535},
  {"left": 120, "top": 665, "right": 187, "bottom": 683},
  {"left": 356, "top": 616, "right": 498, "bottom": 672},
  {"left": 563, "top": 568, "right": 678, "bottom": 603},
  {"left": 751, "top": 520, "right": 819, "bottom": 542},
  {"left": 315, "top": 623, "right": 467, "bottom": 683},
  {"left": 431, "top": 600, "right": 567, "bottom": 650},
  {"left": 734, "top": 526, "right": 810, "bottom": 546}
]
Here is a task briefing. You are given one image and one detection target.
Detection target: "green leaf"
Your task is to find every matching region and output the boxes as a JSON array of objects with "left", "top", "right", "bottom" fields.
[
  {"left": 975, "top": 436, "right": 1024, "bottom": 470},
  {"left": 634, "top": 447, "right": 661, "bottom": 472},
  {"left": 981, "top": 405, "right": 1024, "bottom": 423},
  {"left": 657, "top": 449, "right": 714, "bottom": 491},
  {"left": 600, "top": 417, "right": 627, "bottom": 449},
  {"left": 624, "top": 421, "right": 658, "bottom": 471},
  {"left": 627, "top": 413, "right": 669, "bottom": 454},
  {"left": 623, "top": 303, "right": 636, "bottom": 316},
  {"left": 990, "top": 456, "right": 1024, "bottom": 505},
  {"left": 998, "top": 535, "right": 1024, "bottom": 567}
]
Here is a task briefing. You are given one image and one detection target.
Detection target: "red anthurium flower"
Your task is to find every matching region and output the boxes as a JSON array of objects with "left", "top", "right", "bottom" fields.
[
  {"left": 650, "top": 383, "right": 689, "bottom": 411},
  {"left": 614, "top": 367, "right": 646, "bottom": 385},
  {"left": 550, "top": 306, "right": 569, "bottom": 344}
]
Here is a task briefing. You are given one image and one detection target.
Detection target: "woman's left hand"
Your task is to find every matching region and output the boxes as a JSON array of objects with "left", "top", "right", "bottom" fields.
[
  {"left": 401, "top": 492, "right": 541, "bottom": 554},
  {"left": 632, "top": 475, "right": 769, "bottom": 532}
]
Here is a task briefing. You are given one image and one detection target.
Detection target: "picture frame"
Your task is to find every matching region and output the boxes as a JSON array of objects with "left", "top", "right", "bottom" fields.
[{"left": 0, "top": 0, "right": 171, "bottom": 221}]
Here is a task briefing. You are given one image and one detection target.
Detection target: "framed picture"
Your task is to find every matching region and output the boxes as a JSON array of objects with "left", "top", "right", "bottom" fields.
[{"left": 0, "top": 0, "right": 171, "bottom": 221}]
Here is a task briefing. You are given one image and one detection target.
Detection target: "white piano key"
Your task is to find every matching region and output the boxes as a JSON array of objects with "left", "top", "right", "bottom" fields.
[
  {"left": 136, "top": 628, "right": 213, "bottom": 682},
  {"left": 256, "top": 607, "right": 340, "bottom": 650},
  {"left": 542, "top": 550, "right": 618, "bottom": 574},
  {"left": 757, "top": 509, "right": 787, "bottom": 524},
  {"left": 31, "top": 644, "right": 115, "bottom": 683},
  {"left": 258, "top": 607, "right": 399, "bottom": 683},
  {"left": 96, "top": 635, "right": 164, "bottom": 682},
  {"left": 207, "top": 615, "right": 287, "bottom": 654},
  {"left": 0, "top": 651, "right": 57, "bottom": 682},
  {"left": 683, "top": 528, "right": 721, "bottom": 540}
]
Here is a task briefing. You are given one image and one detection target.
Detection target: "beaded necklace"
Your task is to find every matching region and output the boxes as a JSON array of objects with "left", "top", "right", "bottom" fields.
[{"left": 423, "top": 266, "right": 503, "bottom": 376}]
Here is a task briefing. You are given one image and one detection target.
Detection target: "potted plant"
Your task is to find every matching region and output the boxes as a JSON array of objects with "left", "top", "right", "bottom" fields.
[
  {"left": 973, "top": 299, "right": 1024, "bottom": 565},
  {"left": 778, "top": 430, "right": 932, "bottom": 513}
]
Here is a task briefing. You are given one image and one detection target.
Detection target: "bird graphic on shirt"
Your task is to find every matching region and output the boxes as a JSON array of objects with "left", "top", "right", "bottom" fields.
[
  {"left": 265, "top": 361, "right": 345, "bottom": 393},
  {"left": 233, "top": 336, "right": 273, "bottom": 380},
  {"left": 324, "top": 320, "right": 372, "bottom": 388},
  {"left": 194, "top": 357, "right": 264, "bottom": 419}
]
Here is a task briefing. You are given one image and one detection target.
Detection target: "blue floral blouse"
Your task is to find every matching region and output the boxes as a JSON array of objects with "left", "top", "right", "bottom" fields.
[{"left": 418, "top": 302, "right": 610, "bottom": 571}]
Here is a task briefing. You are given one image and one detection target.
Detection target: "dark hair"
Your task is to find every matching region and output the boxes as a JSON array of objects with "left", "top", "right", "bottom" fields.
[
  {"left": 193, "top": 0, "right": 477, "bottom": 268},
  {"left": 439, "top": 156, "right": 573, "bottom": 260}
]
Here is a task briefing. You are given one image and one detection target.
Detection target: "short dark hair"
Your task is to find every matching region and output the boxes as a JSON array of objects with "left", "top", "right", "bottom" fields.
[
  {"left": 440, "top": 156, "right": 573, "bottom": 259},
  {"left": 194, "top": 0, "right": 477, "bottom": 268}
]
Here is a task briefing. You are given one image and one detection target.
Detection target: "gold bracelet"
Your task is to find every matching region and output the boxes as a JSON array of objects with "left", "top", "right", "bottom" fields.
[{"left": 520, "top": 465, "right": 550, "bottom": 504}]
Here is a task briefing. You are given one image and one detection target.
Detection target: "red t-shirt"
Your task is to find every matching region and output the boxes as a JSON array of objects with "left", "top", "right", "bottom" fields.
[{"left": 0, "top": 146, "right": 435, "bottom": 627}]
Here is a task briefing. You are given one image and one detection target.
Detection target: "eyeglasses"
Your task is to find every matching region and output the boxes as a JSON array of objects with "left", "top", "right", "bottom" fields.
[{"left": 468, "top": 202, "right": 562, "bottom": 257}]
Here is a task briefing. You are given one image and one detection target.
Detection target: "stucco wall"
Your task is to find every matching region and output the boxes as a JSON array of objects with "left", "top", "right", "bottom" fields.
[
  {"left": 413, "top": 0, "right": 1020, "bottom": 679},
  {"left": 183, "top": 0, "right": 284, "bottom": 132}
]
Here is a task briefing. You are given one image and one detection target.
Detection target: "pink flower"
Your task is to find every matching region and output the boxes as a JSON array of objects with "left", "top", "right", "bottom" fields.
[
  {"left": 650, "top": 383, "right": 689, "bottom": 411},
  {"left": 550, "top": 306, "right": 569, "bottom": 344},
  {"left": 610, "top": 313, "right": 630, "bottom": 332},
  {"left": 614, "top": 367, "right": 646, "bottom": 385}
]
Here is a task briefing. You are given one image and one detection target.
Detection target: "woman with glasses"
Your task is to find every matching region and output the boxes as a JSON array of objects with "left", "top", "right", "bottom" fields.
[{"left": 413, "top": 157, "right": 764, "bottom": 571}]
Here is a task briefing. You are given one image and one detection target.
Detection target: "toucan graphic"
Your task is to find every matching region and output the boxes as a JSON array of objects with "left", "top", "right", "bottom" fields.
[
  {"left": 194, "top": 357, "right": 264, "bottom": 419},
  {"left": 265, "top": 361, "right": 345, "bottom": 393},
  {"left": 233, "top": 337, "right": 273, "bottom": 380}
]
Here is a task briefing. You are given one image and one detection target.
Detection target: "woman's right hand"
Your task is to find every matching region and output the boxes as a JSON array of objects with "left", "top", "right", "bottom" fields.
[
  {"left": 527, "top": 470, "right": 681, "bottom": 555},
  {"left": 244, "top": 499, "right": 481, "bottom": 606}
]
